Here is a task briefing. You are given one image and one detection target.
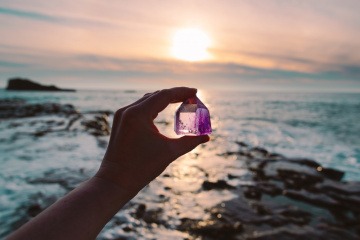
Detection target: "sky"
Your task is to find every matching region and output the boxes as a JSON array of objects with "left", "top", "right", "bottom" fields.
[{"left": 0, "top": 0, "right": 360, "bottom": 91}]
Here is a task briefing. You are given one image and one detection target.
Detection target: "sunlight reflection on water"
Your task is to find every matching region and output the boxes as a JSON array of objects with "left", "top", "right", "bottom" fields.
[{"left": 1, "top": 89, "right": 360, "bottom": 238}]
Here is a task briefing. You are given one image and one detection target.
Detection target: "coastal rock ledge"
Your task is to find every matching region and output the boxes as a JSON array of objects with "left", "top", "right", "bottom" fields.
[{"left": 6, "top": 78, "right": 75, "bottom": 92}]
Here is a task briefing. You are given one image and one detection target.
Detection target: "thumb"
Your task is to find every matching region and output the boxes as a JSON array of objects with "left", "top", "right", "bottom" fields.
[{"left": 169, "top": 135, "right": 210, "bottom": 158}]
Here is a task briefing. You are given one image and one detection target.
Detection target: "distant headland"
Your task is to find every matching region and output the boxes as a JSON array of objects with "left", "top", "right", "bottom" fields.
[{"left": 6, "top": 78, "right": 76, "bottom": 92}]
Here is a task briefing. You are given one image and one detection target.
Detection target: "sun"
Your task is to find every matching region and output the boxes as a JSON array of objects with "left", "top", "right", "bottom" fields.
[{"left": 172, "top": 28, "right": 211, "bottom": 62}]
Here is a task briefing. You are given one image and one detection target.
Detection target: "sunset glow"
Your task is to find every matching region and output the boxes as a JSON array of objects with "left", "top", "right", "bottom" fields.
[
  {"left": 172, "top": 28, "right": 211, "bottom": 61},
  {"left": 0, "top": 1, "right": 359, "bottom": 91}
]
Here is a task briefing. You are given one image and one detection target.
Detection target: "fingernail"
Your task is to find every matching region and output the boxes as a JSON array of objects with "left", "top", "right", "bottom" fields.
[{"left": 201, "top": 135, "right": 210, "bottom": 143}]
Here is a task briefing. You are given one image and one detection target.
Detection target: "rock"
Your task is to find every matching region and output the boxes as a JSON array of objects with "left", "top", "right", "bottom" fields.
[
  {"left": 243, "top": 186, "right": 262, "bottom": 200},
  {"left": 9, "top": 193, "right": 58, "bottom": 233},
  {"left": 218, "top": 150, "right": 251, "bottom": 157},
  {"left": 235, "top": 141, "right": 248, "bottom": 147},
  {"left": 255, "top": 182, "right": 282, "bottom": 196},
  {"left": 275, "top": 207, "right": 312, "bottom": 225},
  {"left": 27, "top": 168, "right": 92, "bottom": 191},
  {"left": 316, "top": 167, "right": 344, "bottom": 181},
  {"left": 83, "top": 110, "right": 113, "bottom": 116},
  {"left": 277, "top": 169, "right": 323, "bottom": 190},
  {"left": 26, "top": 204, "right": 42, "bottom": 217},
  {"left": 227, "top": 173, "right": 238, "bottom": 179},
  {"left": 249, "top": 147, "right": 269, "bottom": 158},
  {"left": 142, "top": 208, "right": 164, "bottom": 224},
  {"left": 202, "top": 180, "right": 236, "bottom": 190},
  {"left": 178, "top": 218, "right": 242, "bottom": 238},
  {"left": 291, "top": 188, "right": 342, "bottom": 208},
  {"left": 134, "top": 204, "right": 146, "bottom": 219},
  {"left": 195, "top": 144, "right": 360, "bottom": 239},
  {"left": 133, "top": 204, "right": 164, "bottom": 225},
  {"left": 6, "top": 78, "right": 75, "bottom": 91},
  {"left": 81, "top": 114, "right": 110, "bottom": 136},
  {"left": 0, "top": 99, "right": 78, "bottom": 119},
  {"left": 122, "top": 226, "right": 133, "bottom": 232}
]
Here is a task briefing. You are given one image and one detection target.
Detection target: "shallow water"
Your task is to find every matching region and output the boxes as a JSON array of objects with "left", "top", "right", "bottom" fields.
[{"left": 0, "top": 89, "right": 359, "bottom": 238}]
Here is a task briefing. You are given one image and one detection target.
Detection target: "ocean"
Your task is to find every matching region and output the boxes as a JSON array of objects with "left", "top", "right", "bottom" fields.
[{"left": 1, "top": 89, "right": 359, "bottom": 238}]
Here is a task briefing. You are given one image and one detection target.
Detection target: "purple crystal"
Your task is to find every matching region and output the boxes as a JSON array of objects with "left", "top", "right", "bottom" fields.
[{"left": 174, "top": 96, "right": 212, "bottom": 136}]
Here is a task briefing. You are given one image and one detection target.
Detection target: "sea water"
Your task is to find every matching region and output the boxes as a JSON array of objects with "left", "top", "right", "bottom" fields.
[
  {"left": 0, "top": 89, "right": 359, "bottom": 237},
  {"left": 1, "top": 89, "right": 359, "bottom": 179}
]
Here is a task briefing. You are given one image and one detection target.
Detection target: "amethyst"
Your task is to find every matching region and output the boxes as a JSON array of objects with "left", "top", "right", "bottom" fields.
[{"left": 174, "top": 96, "right": 212, "bottom": 136}]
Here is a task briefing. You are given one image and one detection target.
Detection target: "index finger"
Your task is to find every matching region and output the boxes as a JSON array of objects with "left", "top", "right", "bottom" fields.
[{"left": 138, "top": 87, "right": 197, "bottom": 115}]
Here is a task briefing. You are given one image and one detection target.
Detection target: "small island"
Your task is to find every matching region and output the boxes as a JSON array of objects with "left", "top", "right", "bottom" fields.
[{"left": 6, "top": 78, "right": 76, "bottom": 92}]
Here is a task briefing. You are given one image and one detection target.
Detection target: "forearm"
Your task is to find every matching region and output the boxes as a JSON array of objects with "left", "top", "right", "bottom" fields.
[{"left": 7, "top": 176, "right": 136, "bottom": 240}]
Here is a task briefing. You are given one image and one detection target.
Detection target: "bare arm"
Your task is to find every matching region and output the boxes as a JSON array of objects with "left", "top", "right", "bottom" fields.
[{"left": 7, "top": 87, "right": 209, "bottom": 240}]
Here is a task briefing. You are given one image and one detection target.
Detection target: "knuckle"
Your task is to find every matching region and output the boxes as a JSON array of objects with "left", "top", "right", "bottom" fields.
[
  {"left": 159, "top": 89, "right": 170, "bottom": 100},
  {"left": 114, "top": 108, "right": 125, "bottom": 118},
  {"left": 122, "top": 107, "right": 141, "bottom": 121}
]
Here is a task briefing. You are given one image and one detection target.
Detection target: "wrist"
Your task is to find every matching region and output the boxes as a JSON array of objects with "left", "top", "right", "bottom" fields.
[{"left": 94, "top": 162, "right": 141, "bottom": 198}]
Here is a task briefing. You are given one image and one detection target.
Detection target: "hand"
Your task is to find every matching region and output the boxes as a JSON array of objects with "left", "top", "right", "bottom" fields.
[{"left": 95, "top": 87, "right": 210, "bottom": 195}]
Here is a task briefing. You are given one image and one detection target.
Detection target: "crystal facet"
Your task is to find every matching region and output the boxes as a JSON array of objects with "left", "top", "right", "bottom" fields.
[{"left": 174, "top": 96, "right": 212, "bottom": 135}]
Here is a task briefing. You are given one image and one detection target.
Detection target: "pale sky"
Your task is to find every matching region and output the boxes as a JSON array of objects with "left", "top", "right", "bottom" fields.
[{"left": 1, "top": 0, "right": 360, "bottom": 91}]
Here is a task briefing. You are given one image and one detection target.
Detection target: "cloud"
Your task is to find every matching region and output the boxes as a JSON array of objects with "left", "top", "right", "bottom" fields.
[
  {"left": 1, "top": 1, "right": 359, "bottom": 91},
  {"left": 0, "top": 7, "right": 58, "bottom": 22},
  {"left": 0, "top": 7, "right": 117, "bottom": 28},
  {"left": 2, "top": 50, "right": 359, "bottom": 84}
]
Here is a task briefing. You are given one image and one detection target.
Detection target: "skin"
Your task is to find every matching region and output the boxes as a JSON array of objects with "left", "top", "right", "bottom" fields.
[{"left": 7, "top": 87, "right": 209, "bottom": 240}]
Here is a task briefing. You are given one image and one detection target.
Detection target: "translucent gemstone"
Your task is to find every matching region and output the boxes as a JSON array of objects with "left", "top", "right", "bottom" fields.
[{"left": 174, "top": 96, "right": 212, "bottom": 135}]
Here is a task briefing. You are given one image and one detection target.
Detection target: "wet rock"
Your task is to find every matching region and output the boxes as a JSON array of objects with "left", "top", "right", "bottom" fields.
[
  {"left": 81, "top": 114, "right": 110, "bottom": 136},
  {"left": 10, "top": 193, "right": 58, "bottom": 233},
  {"left": 142, "top": 208, "right": 164, "bottom": 224},
  {"left": 243, "top": 186, "right": 262, "bottom": 200},
  {"left": 277, "top": 169, "right": 323, "bottom": 189},
  {"left": 83, "top": 110, "right": 113, "bottom": 116},
  {"left": 218, "top": 150, "right": 251, "bottom": 157},
  {"left": 235, "top": 141, "right": 248, "bottom": 147},
  {"left": 27, "top": 168, "right": 92, "bottom": 191},
  {"left": 133, "top": 204, "right": 165, "bottom": 225},
  {"left": 227, "top": 173, "right": 238, "bottom": 179},
  {"left": 316, "top": 167, "right": 344, "bottom": 181},
  {"left": 255, "top": 182, "right": 282, "bottom": 196},
  {"left": 275, "top": 207, "right": 312, "bottom": 225},
  {"left": 196, "top": 144, "right": 360, "bottom": 239},
  {"left": 249, "top": 147, "right": 269, "bottom": 158},
  {"left": 26, "top": 204, "right": 42, "bottom": 217},
  {"left": 250, "top": 202, "right": 272, "bottom": 216},
  {"left": 202, "top": 180, "right": 236, "bottom": 190},
  {"left": 134, "top": 204, "right": 146, "bottom": 219},
  {"left": 283, "top": 189, "right": 343, "bottom": 211},
  {"left": 122, "top": 226, "right": 133, "bottom": 232},
  {"left": 32, "top": 130, "right": 48, "bottom": 137},
  {"left": 287, "top": 158, "right": 321, "bottom": 168},
  {"left": 0, "top": 99, "right": 78, "bottom": 119},
  {"left": 178, "top": 218, "right": 242, "bottom": 238}
]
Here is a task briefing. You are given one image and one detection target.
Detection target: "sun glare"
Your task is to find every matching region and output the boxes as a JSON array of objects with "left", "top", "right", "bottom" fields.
[{"left": 172, "top": 28, "right": 211, "bottom": 61}]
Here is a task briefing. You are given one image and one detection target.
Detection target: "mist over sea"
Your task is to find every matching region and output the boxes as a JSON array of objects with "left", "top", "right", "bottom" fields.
[{"left": 1, "top": 89, "right": 359, "bottom": 238}]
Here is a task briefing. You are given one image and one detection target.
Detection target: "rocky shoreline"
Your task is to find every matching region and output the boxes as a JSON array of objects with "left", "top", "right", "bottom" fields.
[{"left": 1, "top": 99, "right": 359, "bottom": 239}]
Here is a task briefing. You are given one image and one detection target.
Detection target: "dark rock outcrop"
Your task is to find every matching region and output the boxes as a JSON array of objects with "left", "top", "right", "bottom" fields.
[
  {"left": 0, "top": 99, "right": 78, "bottom": 119},
  {"left": 1, "top": 99, "right": 111, "bottom": 140},
  {"left": 202, "top": 180, "right": 236, "bottom": 190},
  {"left": 6, "top": 78, "right": 75, "bottom": 92}
]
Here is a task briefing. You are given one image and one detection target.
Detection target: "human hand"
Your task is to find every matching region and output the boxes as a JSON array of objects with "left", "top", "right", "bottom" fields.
[{"left": 95, "top": 87, "right": 210, "bottom": 195}]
